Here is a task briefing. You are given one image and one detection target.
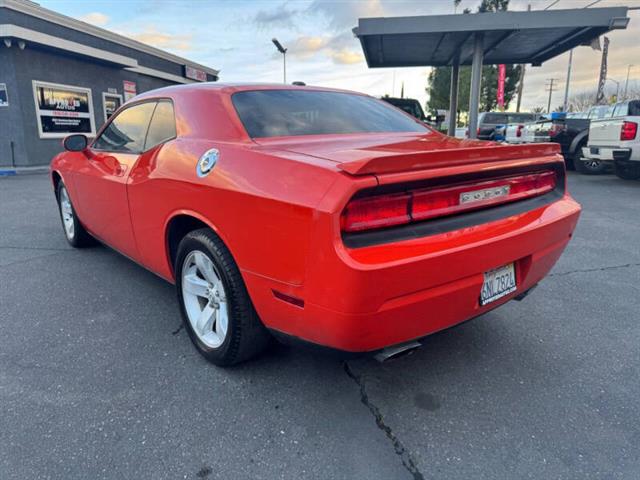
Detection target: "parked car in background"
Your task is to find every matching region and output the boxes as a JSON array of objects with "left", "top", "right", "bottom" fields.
[
  {"left": 381, "top": 97, "right": 426, "bottom": 121},
  {"left": 524, "top": 108, "right": 610, "bottom": 172},
  {"left": 504, "top": 113, "right": 545, "bottom": 144},
  {"left": 50, "top": 83, "right": 580, "bottom": 366},
  {"left": 477, "top": 112, "right": 540, "bottom": 141},
  {"left": 581, "top": 100, "right": 640, "bottom": 179}
]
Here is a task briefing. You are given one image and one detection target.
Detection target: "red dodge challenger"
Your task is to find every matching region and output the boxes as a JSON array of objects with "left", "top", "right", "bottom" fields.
[{"left": 51, "top": 84, "right": 581, "bottom": 366}]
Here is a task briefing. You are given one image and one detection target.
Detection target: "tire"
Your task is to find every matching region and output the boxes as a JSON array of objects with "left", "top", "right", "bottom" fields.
[
  {"left": 613, "top": 161, "right": 640, "bottom": 180},
  {"left": 56, "top": 181, "right": 94, "bottom": 248},
  {"left": 574, "top": 152, "right": 607, "bottom": 175},
  {"left": 175, "top": 228, "right": 271, "bottom": 366}
]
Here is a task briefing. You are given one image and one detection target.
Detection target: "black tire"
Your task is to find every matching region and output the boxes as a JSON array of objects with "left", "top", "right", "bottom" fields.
[
  {"left": 613, "top": 161, "right": 640, "bottom": 180},
  {"left": 574, "top": 153, "right": 607, "bottom": 175},
  {"left": 56, "top": 181, "right": 94, "bottom": 248},
  {"left": 175, "top": 228, "right": 271, "bottom": 366}
]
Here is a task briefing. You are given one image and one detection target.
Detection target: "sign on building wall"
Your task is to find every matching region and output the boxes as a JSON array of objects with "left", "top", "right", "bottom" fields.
[
  {"left": 184, "top": 65, "right": 207, "bottom": 82},
  {"left": 32, "top": 81, "right": 95, "bottom": 138},
  {"left": 0, "top": 83, "right": 8, "bottom": 107},
  {"left": 123, "top": 80, "right": 137, "bottom": 101}
]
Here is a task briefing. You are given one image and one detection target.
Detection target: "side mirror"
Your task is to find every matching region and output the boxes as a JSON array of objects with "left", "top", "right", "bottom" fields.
[{"left": 63, "top": 134, "right": 88, "bottom": 152}]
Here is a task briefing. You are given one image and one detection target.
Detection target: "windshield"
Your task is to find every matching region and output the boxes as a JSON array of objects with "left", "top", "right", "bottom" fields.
[{"left": 232, "top": 90, "right": 429, "bottom": 138}]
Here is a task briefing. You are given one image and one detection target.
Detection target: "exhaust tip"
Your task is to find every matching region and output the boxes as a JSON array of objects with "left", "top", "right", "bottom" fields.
[{"left": 374, "top": 340, "right": 422, "bottom": 363}]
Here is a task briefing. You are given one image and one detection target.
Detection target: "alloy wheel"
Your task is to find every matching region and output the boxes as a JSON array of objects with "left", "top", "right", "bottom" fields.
[{"left": 181, "top": 250, "right": 229, "bottom": 348}]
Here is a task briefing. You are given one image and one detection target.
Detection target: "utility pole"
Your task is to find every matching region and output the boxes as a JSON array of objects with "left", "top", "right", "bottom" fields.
[
  {"left": 624, "top": 65, "right": 634, "bottom": 100},
  {"left": 562, "top": 49, "right": 573, "bottom": 111},
  {"left": 545, "top": 78, "right": 558, "bottom": 113}
]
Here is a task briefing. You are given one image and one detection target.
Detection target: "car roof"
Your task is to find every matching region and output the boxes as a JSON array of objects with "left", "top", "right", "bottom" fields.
[{"left": 134, "top": 82, "right": 364, "bottom": 101}]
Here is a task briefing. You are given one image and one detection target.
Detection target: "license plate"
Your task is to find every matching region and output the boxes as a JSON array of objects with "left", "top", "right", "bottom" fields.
[
  {"left": 480, "top": 263, "right": 517, "bottom": 306},
  {"left": 590, "top": 147, "right": 599, "bottom": 155}
]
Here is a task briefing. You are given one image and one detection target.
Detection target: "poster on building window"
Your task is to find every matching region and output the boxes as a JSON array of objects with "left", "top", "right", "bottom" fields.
[
  {"left": 102, "top": 93, "right": 123, "bottom": 121},
  {"left": 32, "top": 81, "right": 95, "bottom": 138},
  {"left": 0, "top": 83, "right": 8, "bottom": 107}
]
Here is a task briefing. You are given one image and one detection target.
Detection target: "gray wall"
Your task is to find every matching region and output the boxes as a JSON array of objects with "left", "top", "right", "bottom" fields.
[
  {"left": 4, "top": 45, "right": 174, "bottom": 166},
  {"left": 0, "top": 47, "right": 28, "bottom": 167}
]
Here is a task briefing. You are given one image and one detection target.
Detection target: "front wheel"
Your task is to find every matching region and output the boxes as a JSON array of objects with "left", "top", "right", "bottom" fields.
[
  {"left": 56, "top": 181, "right": 94, "bottom": 247},
  {"left": 175, "top": 229, "right": 271, "bottom": 366}
]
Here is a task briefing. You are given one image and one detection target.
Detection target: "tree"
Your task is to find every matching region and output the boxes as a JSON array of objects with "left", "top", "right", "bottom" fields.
[{"left": 427, "top": 0, "right": 520, "bottom": 113}]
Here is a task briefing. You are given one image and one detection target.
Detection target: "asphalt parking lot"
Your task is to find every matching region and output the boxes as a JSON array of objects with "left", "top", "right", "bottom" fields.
[{"left": 1, "top": 171, "right": 639, "bottom": 480}]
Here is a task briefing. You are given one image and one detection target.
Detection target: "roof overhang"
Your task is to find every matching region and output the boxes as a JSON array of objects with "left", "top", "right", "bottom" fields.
[{"left": 353, "top": 7, "right": 630, "bottom": 68}]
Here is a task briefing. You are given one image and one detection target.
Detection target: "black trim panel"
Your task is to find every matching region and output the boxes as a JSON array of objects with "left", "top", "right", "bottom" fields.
[{"left": 343, "top": 190, "right": 563, "bottom": 249}]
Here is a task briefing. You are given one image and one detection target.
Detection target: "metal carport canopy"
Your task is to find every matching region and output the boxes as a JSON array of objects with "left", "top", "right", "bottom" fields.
[{"left": 353, "top": 7, "right": 630, "bottom": 138}]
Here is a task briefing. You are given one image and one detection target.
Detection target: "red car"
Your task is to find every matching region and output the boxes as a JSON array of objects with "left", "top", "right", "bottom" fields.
[{"left": 51, "top": 84, "right": 581, "bottom": 366}]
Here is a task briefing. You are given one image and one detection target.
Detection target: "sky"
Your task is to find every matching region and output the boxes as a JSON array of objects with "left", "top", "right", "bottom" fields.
[{"left": 39, "top": 0, "right": 640, "bottom": 112}]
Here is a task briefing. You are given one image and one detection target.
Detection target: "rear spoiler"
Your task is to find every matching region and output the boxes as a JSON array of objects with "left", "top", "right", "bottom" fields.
[{"left": 337, "top": 143, "right": 561, "bottom": 176}]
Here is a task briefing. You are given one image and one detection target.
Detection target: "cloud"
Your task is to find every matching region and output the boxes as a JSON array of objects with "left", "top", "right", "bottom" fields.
[
  {"left": 77, "top": 12, "right": 109, "bottom": 26},
  {"left": 309, "top": 0, "right": 384, "bottom": 30},
  {"left": 287, "top": 34, "right": 363, "bottom": 65},
  {"left": 253, "top": 3, "right": 298, "bottom": 30},
  {"left": 118, "top": 27, "right": 193, "bottom": 52},
  {"left": 330, "top": 48, "right": 363, "bottom": 65}
]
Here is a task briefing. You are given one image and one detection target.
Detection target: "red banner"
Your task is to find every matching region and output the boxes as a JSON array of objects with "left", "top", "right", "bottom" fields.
[{"left": 497, "top": 64, "right": 506, "bottom": 110}]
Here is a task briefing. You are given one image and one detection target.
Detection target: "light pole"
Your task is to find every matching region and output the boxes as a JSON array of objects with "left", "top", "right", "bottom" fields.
[
  {"left": 624, "top": 65, "right": 634, "bottom": 100},
  {"left": 272, "top": 38, "right": 287, "bottom": 84},
  {"left": 606, "top": 77, "right": 620, "bottom": 102}
]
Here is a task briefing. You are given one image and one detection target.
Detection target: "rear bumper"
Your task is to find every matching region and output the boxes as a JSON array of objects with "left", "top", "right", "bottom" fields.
[
  {"left": 582, "top": 146, "right": 637, "bottom": 162},
  {"left": 245, "top": 195, "right": 581, "bottom": 352}
]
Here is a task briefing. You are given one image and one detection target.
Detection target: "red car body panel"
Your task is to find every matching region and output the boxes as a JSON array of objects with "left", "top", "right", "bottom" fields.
[{"left": 51, "top": 84, "right": 581, "bottom": 353}]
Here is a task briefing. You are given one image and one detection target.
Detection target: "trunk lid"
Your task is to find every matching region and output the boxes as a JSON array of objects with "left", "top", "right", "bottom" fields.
[{"left": 254, "top": 132, "right": 560, "bottom": 175}]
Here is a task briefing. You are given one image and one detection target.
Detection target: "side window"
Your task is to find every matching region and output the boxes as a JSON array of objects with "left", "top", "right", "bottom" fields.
[
  {"left": 612, "top": 102, "right": 628, "bottom": 117},
  {"left": 92, "top": 102, "right": 156, "bottom": 153},
  {"left": 145, "top": 101, "right": 177, "bottom": 150}
]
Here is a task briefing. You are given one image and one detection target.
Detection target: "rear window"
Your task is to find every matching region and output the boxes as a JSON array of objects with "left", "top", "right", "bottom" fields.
[
  {"left": 508, "top": 113, "right": 537, "bottom": 124},
  {"left": 480, "top": 113, "right": 508, "bottom": 124},
  {"left": 232, "top": 90, "right": 428, "bottom": 138}
]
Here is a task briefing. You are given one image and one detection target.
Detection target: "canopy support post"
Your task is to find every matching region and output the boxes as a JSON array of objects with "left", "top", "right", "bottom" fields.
[
  {"left": 467, "top": 33, "right": 484, "bottom": 139},
  {"left": 447, "top": 53, "right": 460, "bottom": 137}
]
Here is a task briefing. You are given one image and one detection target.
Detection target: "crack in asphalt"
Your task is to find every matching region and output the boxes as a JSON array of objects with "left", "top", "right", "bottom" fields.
[
  {"left": 549, "top": 262, "right": 640, "bottom": 277},
  {"left": 172, "top": 325, "right": 184, "bottom": 335},
  {"left": 344, "top": 362, "right": 425, "bottom": 480}
]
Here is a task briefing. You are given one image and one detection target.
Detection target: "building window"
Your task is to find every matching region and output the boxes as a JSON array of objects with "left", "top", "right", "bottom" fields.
[
  {"left": 32, "top": 80, "right": 96, "bottom": 139},
  {"left": 102, "top": 92, "right": 123, "bottom": 121}
]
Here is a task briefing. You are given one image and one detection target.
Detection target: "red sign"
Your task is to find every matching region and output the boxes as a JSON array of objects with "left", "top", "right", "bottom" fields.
[
  {"left": 123, "top": 80, "right": 137, "bottom": 101},
  {"left": 497, "top": 64, "right": 506, "bottom": 110},
  {"left": 185, "top": 66, "right": 207, "bottom": 82}
]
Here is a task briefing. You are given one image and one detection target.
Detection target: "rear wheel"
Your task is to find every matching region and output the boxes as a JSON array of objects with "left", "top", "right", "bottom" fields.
[
  {"left": 613, "top": 161, "right": 640, "bottom": 180},
  {"left": 56, "top": 182, "right": 94, "bottom": 247},
  {"left": 175, "top": 228, "right": 271, "bottom": 366}
]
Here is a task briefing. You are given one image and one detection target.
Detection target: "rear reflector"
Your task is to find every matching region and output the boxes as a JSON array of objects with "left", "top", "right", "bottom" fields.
[
  {"left": 341, "top": 171, "right": 557, "bottom": 233},
  {"left": 621, "top": 121, "right": 638, "bottom": 141}
]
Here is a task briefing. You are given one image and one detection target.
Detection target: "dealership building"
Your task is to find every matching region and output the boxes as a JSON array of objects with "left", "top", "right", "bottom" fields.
[{"left": 0, "top": 0, "right": 219, "bottom": 168}]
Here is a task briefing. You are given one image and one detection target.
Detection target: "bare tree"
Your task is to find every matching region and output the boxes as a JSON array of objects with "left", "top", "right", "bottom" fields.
[{"left": 567, "top": 90, "right": 597, "bottom": 112}]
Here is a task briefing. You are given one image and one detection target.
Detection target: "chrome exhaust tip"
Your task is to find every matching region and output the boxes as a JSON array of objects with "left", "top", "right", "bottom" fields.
[{"left": 373, "top": 340, "right": 422, "bottom": 363}]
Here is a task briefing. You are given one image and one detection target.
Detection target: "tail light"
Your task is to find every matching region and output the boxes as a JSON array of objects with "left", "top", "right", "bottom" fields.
[
  {"left": 516, "top": 125, "right": 524, "bottom": 138},
  {"left": 621, "top": 121, "right": 638, "bottom": 141},
  {"left": 341, "top": 171, "right": 557, "bottom": 233},
  {"left": 477, "top": 128, "right": 481, "bottom": 136},
  {"left": 548, "top": 124, "right": 564, "bottom": 137}
]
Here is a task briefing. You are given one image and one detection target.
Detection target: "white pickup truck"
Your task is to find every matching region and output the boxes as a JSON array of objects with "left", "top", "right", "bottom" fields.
[{"left": 581, "top": 100, "right": 640, "bottom": 179}]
